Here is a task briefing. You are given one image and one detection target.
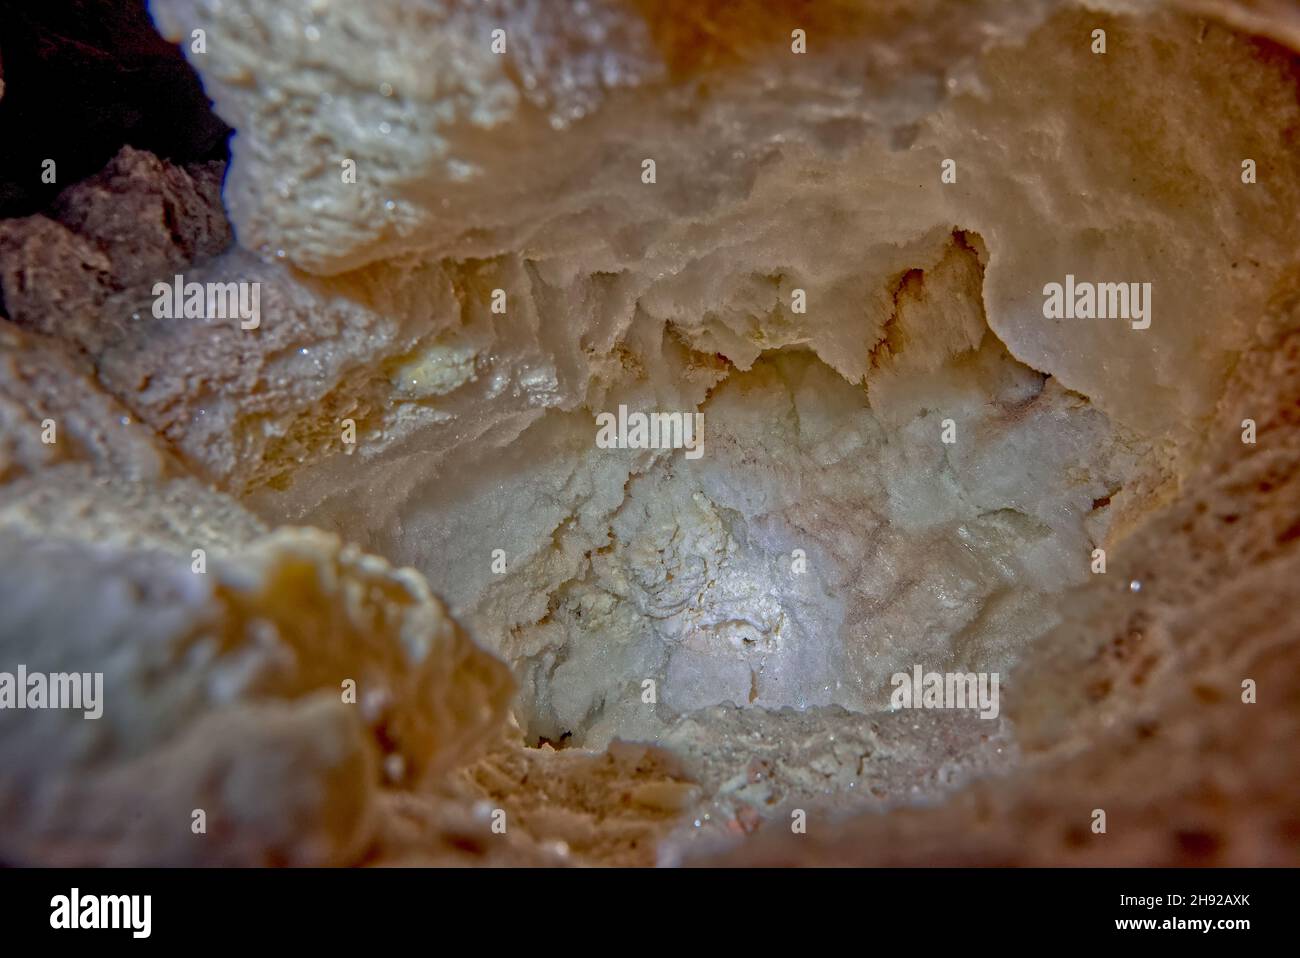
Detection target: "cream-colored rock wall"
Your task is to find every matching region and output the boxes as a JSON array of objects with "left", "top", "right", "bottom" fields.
[{"left": 0, "top": 0, "right": 1296, "bottom": 865}]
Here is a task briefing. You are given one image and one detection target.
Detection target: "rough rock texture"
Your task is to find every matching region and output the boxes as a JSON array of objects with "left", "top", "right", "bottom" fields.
[
  {"left": 0, "top": 504, "right": 514, "bottom": 864},
  {"left": 0, "top": 0, "right": 1297, "bottom": 866},
  {"left": 144, "top": 0, "right": 1299, "bottom": 452},
  {"left": 374, "top": 733, "right": 700, "bottom": 866},
  {"left": 0, "top": 145, "right": 230, "bottom": 346},
  {"left": 0, "top": 323, "right": 513, "bottom": 866},
  {"left": 693, "top": 296, "right": 1300, "bottom": 865},
  {"left": 0, "top": 0, "right": 230, "bottom": 218}
]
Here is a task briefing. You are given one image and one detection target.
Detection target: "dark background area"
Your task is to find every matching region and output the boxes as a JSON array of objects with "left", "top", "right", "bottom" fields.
[{"left": 0, "top": 0, "right": 229, "bottom": 219}]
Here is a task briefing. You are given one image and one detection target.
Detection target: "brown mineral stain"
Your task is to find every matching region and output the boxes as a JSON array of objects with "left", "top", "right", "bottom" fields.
[{"left": 630, "top": 0, "right": 878, "bottom": 78}]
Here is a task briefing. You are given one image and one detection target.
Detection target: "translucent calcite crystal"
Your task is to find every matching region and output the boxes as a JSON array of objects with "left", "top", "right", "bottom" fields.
[{"left": 0, "top": 0, "right": 1297, "bottom": 865}]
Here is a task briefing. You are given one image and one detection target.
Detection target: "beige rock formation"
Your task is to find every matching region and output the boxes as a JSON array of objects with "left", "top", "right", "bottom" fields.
[{"left": 0, "top": 0, "right": 1296, "bottom": 865}]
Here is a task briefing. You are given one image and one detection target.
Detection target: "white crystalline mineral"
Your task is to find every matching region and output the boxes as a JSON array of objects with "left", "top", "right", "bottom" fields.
[{"left": 0, "top": 0, "right": 1298, "bottom": 865}]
